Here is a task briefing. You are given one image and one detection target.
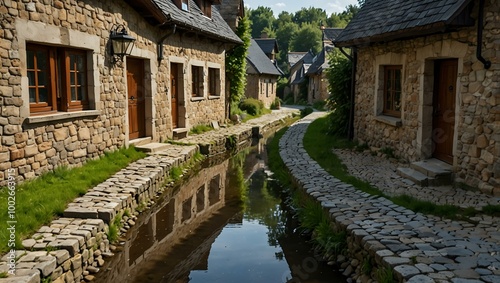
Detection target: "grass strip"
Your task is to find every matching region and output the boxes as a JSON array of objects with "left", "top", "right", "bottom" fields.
[
  {"left": 0, "top": 146, "right": 146, "bottom": 254},
  {"left": 302, "top": 115, "right": 500, "bottom": 220}
]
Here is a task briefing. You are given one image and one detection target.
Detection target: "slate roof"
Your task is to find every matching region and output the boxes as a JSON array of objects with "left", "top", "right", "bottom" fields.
[
  {"left": 151, "top": 0, "right": 242, "bottom": 44},
  {"left": 288, "top": 51, "right": 314, "bottom": 69},
  {"left": 254, "top": 38, "right": 279, "bottom": 55},
  {"left": 306, "top": 46, "right": 334, "bottom": 75},
  {"left": 335, "top": 0, "right": 474, "bottom": 47},
  {"left": 246, "top": 39, "right": 282, "bottom": 76},
  {"left": 291, "top": 64, "right": 311, "bottom": 85},
  {"left": 323, "top": 28, "right": 343, "bottom": 42}
]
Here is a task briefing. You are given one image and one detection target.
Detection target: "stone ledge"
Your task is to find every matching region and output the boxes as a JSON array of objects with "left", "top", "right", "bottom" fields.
[
  {"left": 374, "top": 115, "right": 402, "bottom": 127},
  {"left": 26, "top": 110, "right": 101, "bottom": 124}
]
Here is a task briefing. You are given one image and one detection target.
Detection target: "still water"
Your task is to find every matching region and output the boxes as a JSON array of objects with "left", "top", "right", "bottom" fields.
[{"left": 95, "top": 137, "right": 346, "bottom": 283}]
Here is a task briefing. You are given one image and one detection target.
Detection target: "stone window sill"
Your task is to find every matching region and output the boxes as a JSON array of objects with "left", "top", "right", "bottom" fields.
[
  {"left": 208, "top": 95, "right": 220, "bottom": 100},
  {"left": 26, "top": 110, "right": 101, "bottom": 124},
  {"left": 374, "top": 115, "right": 402, "bottom": 127},
  {"left": 191, "top": 97, "right": 205, "bottom": 102}
]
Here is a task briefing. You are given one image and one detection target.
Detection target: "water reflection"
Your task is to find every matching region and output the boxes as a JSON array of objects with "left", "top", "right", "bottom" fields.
[{"left": 95, "top": 137, "right": 345, "bottom": 283}]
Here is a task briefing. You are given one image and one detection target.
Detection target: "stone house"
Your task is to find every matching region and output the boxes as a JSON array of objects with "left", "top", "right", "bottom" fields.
[
  {"left": 0, "top": 0, "right": 241, "bottom": 186},
  {"left": 287, "top": 51, "right": 314, "bottom": 103},
  {"left": 245, "top": 39, "right": 281, "bottom": 108},
  {"left": 335, "top": 0, "right": 499, "bottom": 193},
  {"left": 306, "top": 28, "right": 343, "bottom": 105}
]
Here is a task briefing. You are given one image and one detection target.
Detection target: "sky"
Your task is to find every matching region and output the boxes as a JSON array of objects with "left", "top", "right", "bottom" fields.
[{"left": 244, "top": 0, "right": 360, "bottom": 16}]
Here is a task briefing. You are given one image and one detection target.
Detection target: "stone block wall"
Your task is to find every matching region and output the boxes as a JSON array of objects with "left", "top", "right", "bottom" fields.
[
  {"left": 0, "top": 0, "right": 228, "bottom": 186},
  {"left": 352, "top": 0, "right": 499, "bottom": 193},
  {"left": 245, "top": 74, "right": 277, "bottom": 108}
]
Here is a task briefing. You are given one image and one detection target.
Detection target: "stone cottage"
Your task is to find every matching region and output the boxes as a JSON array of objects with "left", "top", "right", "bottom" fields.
[
  {"left": 306, "top": 28, "right": 343, "bottom": 105},
  {"left": 245, "top": 39, "right": 281, "bottom": 108},
  {"left": 287, "top": 50, "right": 314, "bottom": 103},
  {"left": 0, "top": 0, "right": 241, "bottom": 186},
  {"left": 334, "top": 0, "right": 499, "bottom": 193}
]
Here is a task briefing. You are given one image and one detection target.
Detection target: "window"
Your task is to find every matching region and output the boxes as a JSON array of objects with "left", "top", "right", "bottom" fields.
[
  {"left": 208, "top": 68, "right": 220, "bottom": 96},
  {"left": 266, "top": 80, "right": 269, "bottom": 97},
  {"left": 27, "top": 44, "right": 88, "bottom": 114},
  {"left": 181, "top": 0, "right": 188, "bottom": 10},
  {"left": 383, "top": 65, "right": 402, "bottom": 117},
  {"left": 195, "top": 0, "right": 212, "bottom": 18},
  {"left": 191, "top": 65, "right": 204, "bottom": 97}
]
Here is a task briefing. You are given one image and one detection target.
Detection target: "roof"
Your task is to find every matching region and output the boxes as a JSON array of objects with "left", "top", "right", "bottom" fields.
[
  {"left": 306, "top": 46, "right": 333, "bottom": 75},
  {"left": 322, "top": 28, "right": 343, "bottom": 42},
  {"left": 254, "top": 38, "right": 279, "bottom": 56},
  {"left": 147, "top": 0, "right": 242, "bottom": 44},
  {"left": 335, "top": 0, "right": 475, "bottom": 47},
  {"left": 290, "top": 64, "right": 311, "bottom": 85},
  {"left": 288, "top": 51, "right": 314, "bottom": 69},
  {"left": 246, "top": 39, "right": 281, "bottom": 76}
]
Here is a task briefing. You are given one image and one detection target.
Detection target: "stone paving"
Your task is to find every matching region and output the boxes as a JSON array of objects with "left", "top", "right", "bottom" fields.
[
  {"left": 0, "top": 108, "right": 299, "bottom": 283},
  {"left": 279, "top": 112, "right": 500, "bottom": 283},
  {"left": 334, "top": 149, "right": 500, "bottom": 211}
]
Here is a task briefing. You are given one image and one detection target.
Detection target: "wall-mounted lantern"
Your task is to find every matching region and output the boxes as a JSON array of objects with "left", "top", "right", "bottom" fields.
[{"left": 110, "top": 24, "right": 136, "bottom": 64}]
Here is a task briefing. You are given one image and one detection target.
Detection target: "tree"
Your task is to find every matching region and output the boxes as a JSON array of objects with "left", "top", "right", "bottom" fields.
[
  {"left": 325, "top": 49, "right": 352, "bottom": 136},
  {"left": 275, "top": 22, "right": 298, "bottom": 72},
  {"left": 248, "top": 6, "right": 275, "bottom": 38},
  {"left": 226, "top": 16, "right": 251, "bottom": 113},
  {"left": 290, "top": 23, "right": 322, "bottom": 54},
  {"left": 274, "top": 11, "right": 293, "bottom": 29},
  {"left": 293, "top": 7, "right": 327, "bottom": 26}
]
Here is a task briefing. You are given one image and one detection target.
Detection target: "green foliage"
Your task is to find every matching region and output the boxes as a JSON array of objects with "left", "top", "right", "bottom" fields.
[
  {"left": 376, "top": 267, "right": 394, "bottom": 283},
  {"left": 290, "top": 23, "right": 322, "bottom": 54},
  {"left": 276, "top": 77, "right": 289, "bottom": 98},
  {"left": 300, "top": 107, "right": 314, "bottom": 117},
  {"left": 239, "top": 98, "right": 264, "bottom": 116},
  {"left": 379, "top": 147, "right": 397, "bottom": 159},
  {"left": 0, "top": 272, "right": 8, "bottom": 278},
  {"left": 107, "top": 212, "right": 124, "bottom": 244},
  {"left": 326, "top": 5, "right": 360, "bottom": 27},
  {"left": 0, "top": 147, "right": 146, "bottom": 254},
  {"left": 248, "top": 6, "right": 276, "bottom": 38},
  {"left": 189, "top": 124, "right": 213, "bottom": 135},
  {"left": 482, "top": 205, "right": 500, "bottom": 216},
  {"left": 293, "top": 7, "right": 327, "bottom": 26},
  {"left": 270, "top": 97, "right": 281, "bottom": 110},
  {"left": 362, "top": 256, "right": 373, "bottom": 275},
  {"left": 226, "top": 16, "right": 251, "bottom": 105},
  {"left": 225, "top": 135, "right": 238, "bottom": 151},
  {"left": 168, "top": 166, "right": 184, "bottom": 182},
  {"left": 325, "top": 49, "right": 352, "bottom": 136},
  {"left": 312, "top": 100, "right": 326, "bottom": 111}
]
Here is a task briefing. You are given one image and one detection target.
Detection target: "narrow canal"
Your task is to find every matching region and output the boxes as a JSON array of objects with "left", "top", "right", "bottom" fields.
[{"left": 95, "top": 136, "right": 347, "bottom": 283}]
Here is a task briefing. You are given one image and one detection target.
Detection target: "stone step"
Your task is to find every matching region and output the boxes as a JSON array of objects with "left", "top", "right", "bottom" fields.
[
  {"left": 397, "top": 167, "right": 430, "bottom": 187},
  {"left": 173, "top": 128, "right": 189, "bottom": 140},
  {"left": 135, "top": 142, "right": 172, "bottom": 153},
  {"left": 410, "top": 158, "right": 452, "bottom": 177},
  {"left": 129, "top": 136, "right": 151, "bottom": 147}
]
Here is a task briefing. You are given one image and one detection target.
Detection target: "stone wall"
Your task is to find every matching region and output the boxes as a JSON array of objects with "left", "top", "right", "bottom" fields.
[
  {"left": 307, "top": 73, "right": 329, "bottom": 104},
  {"left": 245, "top": 74, "right": 277, "bottom": 108},
  {"left": 353, "top": 0, "right": 499, "bottom": 193},
  {"left": 0, "top": 0, "right": 227, "bottom": 186}
]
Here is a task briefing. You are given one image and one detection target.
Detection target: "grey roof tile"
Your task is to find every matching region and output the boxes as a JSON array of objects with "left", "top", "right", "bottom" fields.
[
  {"left": 335, "top": 0, "right": 473, "bottom": 46},
  {"left": 152, "top": 0, "right": 242, "bottom": 44},
  {"left": 246, "top": 39, "right": 281, "bottom": 76}
]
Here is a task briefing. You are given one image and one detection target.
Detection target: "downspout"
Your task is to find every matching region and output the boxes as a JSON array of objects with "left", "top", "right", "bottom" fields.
[
  {"left": 477, "top": 0, "right": 491, "bottom": 69},
  {"left": 157, "top": 24, "right": 176, "bottom": 62},
  {"left": 339, "top": 46, "right": 357, "bottom": 141}
]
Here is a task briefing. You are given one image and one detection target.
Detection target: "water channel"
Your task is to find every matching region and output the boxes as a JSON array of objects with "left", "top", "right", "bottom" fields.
[{"left": 95, "top": 136, "right": 347, "bottom": 283}]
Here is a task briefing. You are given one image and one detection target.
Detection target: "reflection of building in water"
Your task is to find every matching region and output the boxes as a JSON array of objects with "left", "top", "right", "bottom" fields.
[{"left": 95, "top": 159, "right": 232, "bottom": 283}]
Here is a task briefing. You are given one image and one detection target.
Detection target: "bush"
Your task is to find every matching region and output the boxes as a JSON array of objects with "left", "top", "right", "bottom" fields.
[
  {"left": 300, "top": 107, "right": 314, "bottom": 117},
  {"left": 270, "top": 97, "right": 281, "bottom": 110},
  {"left": 239, "top": 98, "right": 264, "bottom": 116}
]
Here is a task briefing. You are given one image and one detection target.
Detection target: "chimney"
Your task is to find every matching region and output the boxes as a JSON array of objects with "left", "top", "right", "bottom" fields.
[{"left": 260, "top": 32, "right": 268, "bottom": 38}]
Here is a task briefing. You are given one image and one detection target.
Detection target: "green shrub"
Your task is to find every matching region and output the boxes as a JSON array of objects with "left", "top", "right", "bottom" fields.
[
  {"left": 270, "top": 97, "right": 281, "bottom": 110},
  {"left": 239, "top": 98, "right": 264, "bottom": 116},
  {"left": 300, "top": 107, "right": 314, "bottom": 117}
]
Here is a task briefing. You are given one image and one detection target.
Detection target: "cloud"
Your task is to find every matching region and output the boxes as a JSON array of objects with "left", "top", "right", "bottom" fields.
[{"left": 275, "top": 3, "right": 286, "bottom": 8}]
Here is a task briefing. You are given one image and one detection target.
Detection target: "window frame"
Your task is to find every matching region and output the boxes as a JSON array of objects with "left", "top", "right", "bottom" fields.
[
  {"left": 191, "top": 65, "right": 204, "bottom": 98},
  {"left": 382, "top": 65, "right": 402, "bottom": 117},
  {"left": 27, "top": 43, "right": 89, "bottom": 115},
  {"left": 208, "top": 67, "right": 220, "bottom": 97}
]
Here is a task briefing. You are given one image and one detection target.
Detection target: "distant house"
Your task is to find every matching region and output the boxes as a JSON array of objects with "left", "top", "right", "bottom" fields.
[
  {"left": 335, "top": 0, "right": 499, "bottom": 193},
  {"left": 0, "top": 0, "right": 241, "bottom": 186},
  {"left": 245, "top": 39, "right": 282, "bottom": 108},
  {"left": 287, "top": 51, "right": 315, "bottom": 103},
  {"left": 306, "top": 28, "right": 343, "bottom": 104}
]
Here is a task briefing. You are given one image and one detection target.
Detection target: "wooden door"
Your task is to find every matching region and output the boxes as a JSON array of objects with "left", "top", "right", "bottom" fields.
[
  {"left": 171, "top": 63, "right": 179, "bottom": 128},
  {"left": 432, "top": 59, "right": 457, "bottom": 164},
  {"left": 127, "top": 58, "right": 145, "bottom": 139}
]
